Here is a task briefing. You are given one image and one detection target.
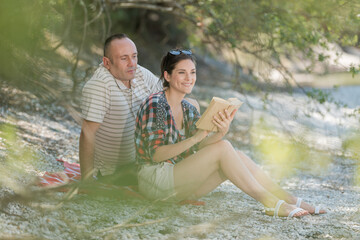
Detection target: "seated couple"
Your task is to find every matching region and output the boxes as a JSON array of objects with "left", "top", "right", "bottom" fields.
[
  {"left": 80, "top": 34, "right": 325, "bottom": 218},
  {"left": 135, "top": 49, "right": 326, "bottom": 218}
]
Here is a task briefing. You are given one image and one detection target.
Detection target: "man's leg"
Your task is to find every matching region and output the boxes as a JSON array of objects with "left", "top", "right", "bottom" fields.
[{"left": 98, "top": 162, "right": 138, "bottom": 186}]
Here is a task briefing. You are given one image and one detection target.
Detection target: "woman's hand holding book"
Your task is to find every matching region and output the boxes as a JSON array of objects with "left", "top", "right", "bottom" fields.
[{"left": 212, "top": 109, "right": 237, "bottom": 137}]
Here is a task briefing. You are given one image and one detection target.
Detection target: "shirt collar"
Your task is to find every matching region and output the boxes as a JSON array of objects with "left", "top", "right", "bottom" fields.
[
  {"left": 161, "top": 90, "right": 188, "bottom": 112},
  {"left": 115, "top": 79, "right": 133, "bottom": 90}
]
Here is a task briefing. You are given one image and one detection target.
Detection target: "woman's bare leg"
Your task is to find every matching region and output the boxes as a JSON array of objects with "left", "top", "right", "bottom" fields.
[
  {"left": 237, "top": 150, "right": 326, "bottom": 214},
  {"left": 236, "top": 151, "right": 294, "bottom": 202},
  {"left": 174, "top": 140, "right": 308, "bottom": 217},
  {"left": 188, "top": 170, "right": 227, "bottom": 200}
]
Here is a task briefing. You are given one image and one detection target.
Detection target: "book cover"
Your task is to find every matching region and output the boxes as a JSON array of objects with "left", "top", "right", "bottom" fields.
[{"left": 196, "top": 97, "right": 243, "bottom": 132}]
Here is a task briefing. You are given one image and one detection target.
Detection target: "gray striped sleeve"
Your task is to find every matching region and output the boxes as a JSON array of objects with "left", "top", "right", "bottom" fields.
[
  {"left": 81, "top": 74, "right": 110, "bottom": 123},
  {"left": 139, "top": 65, "right": 163, "bottom": 93}
]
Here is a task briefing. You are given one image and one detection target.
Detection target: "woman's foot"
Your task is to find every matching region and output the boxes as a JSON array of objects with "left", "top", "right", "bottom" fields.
[
  {"left": 290, "top": 197, "right": 326, "bottom": 215},
  {"left": 265, "top": 200, "right": 309, "bottom": 218}
]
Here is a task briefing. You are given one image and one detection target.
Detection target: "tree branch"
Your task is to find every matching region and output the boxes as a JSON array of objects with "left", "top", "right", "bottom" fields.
[{"left": 71, "top": 0, "right": 88, "bottom": 96}]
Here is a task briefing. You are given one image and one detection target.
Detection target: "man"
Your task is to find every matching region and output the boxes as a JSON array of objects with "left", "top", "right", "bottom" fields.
[{"left": 79, "top": 33, "right": 162, "bottom": 184}]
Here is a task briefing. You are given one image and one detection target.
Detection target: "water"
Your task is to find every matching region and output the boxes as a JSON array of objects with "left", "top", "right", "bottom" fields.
[{"left": 328, "top": 85, "right": 360, "bottom": 108}]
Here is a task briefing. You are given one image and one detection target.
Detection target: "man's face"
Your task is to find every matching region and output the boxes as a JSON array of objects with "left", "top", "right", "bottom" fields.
[{"left": 103, "top": 38, "right": 138, "bottom": 82}]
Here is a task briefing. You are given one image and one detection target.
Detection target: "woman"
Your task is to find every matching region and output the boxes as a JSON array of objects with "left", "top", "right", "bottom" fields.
[{"left": 135, "top": 49, "right": 325, "bottom": 217}]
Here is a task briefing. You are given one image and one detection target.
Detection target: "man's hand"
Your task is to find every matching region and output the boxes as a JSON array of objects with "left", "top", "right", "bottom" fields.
[{"left": 212, "top": 109, "right": 237, "bottom": 137}]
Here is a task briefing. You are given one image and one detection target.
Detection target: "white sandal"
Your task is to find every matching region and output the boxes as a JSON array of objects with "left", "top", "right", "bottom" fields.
[
  {"left": 296, "top": 198, "right": 322, "bottom": 215},
  {"left": 265, "top": 200, "right": 306, "bottom": 218}
]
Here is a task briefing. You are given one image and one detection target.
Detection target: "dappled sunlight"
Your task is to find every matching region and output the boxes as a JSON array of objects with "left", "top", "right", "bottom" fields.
[
  {"left": 2, "top": 114, "right": 72, "bottom": 142},
  {"left": 193, "top": 85, "right": 359, "bottom": 195},
  {"left": 0, "top": 0, "right": 359, "bottom": 238},
  {"left": 307, "top": 104, "right": 356, "bottom": 130},
  {"left": 339, "top": 207, "right": 360, "bottom": 233},
  {"left": 269, "top": 92, "right": 358, "bottom": 135},
  {"left": 0, "top": 113, "right": 79, "bottom": 172},
  {"left": 44, "top": 30, "right": 87, "bottom": 68},
  {"left": 0, "top": 123, "right": 37, "bottom": 194},
  {"left": 194, "top": 84, "right": 358, "bottom": 156},
  {"left": 295, "top": 72, "right": 360, "bottom": 88}
]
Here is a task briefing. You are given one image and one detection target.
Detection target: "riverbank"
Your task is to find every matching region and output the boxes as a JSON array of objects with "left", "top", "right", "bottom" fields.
[
  {"left": 294, "top": 72, "right": 360, "bottom": 88},
  {"left": 0, "top": 82, "right": 359, "bottom": 239}
]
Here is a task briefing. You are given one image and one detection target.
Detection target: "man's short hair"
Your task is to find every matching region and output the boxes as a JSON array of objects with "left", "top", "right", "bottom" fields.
[{"left": 103, "top": 33, "right": 128, "bottom": 59}]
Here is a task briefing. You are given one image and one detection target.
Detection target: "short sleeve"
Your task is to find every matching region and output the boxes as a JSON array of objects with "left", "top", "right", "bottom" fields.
[
  {"left": 135, "top": 97, "right": 165, "bottom": 163},
  {"left": 187, "top": 104, "right": 201, "bottom": 138},
  {"left": 139, "top": 65, "right": 163, "bottom": 94},
  {"left": 81, "top": 78, "right": 110, "bottom": 123},
  {"left": 181, "top": 100, "right": 201, "bottom": 156}
]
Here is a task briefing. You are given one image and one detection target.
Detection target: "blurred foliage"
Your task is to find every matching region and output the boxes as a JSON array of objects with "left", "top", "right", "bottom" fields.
[
  {"left": 342, "top": 131, "right": 360, "bottom": 186},
  {"left": 350, "top": 65, "right": 360, "bottom": 77},
  {"left": 0, "top": 122, "right": 36, "bottom": 193},
  {"left": 0, "top": 0, "right": 191, "bottom": 105},
  {"left": 0, "top": 0, "right": 359, "bottom": 175},
  {"left": 251, "top": 121, "right": 331, "bottom": 179},
  {"left": 0, "top": 0, "right": 358, "bottom": 166},
  {"left": 0, "top": 1, "right": 46, "bottom": 80},
  {"left": 0, "top": 0, "right": 107, "bottom": 103},
  {"left": 181, "top": 0, "right": 360, "bottom": 82},
  {"left": 1, "top": 0, "right": 359, "bottom": 101},
  {"left": 306, "top": 88, "right": 334, "bottom": 104},
  {"left": 0, "top": 120, "right": 142, "bottom": 213}
]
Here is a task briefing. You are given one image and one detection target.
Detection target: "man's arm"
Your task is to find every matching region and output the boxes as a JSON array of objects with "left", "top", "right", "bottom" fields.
[
  {"left": 152, "top": 130, "right": 208, "bottom": 162},
  {"left": 79, "top": 119, "right": 101, "bottom": 180},
  {"left": 138, "top": 65, "right": 163, "bottom": 93}
]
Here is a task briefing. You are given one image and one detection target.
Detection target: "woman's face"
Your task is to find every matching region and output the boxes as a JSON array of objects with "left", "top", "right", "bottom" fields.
[{"left": 165, "top": 59, "right": 196, "bottom": 95}]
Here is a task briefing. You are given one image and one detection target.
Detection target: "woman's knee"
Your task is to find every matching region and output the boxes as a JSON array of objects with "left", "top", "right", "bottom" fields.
[
  {"left": 216, "top": 139, "right": 234, "bottom": 151},
  {"left": 204, "top": 139, "right": 234, "bottom": 155}
]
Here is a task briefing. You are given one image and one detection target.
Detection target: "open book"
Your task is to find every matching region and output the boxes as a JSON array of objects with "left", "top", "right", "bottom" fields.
[{"left": 196, "top": 97, "right": 243, "bottom": 132}]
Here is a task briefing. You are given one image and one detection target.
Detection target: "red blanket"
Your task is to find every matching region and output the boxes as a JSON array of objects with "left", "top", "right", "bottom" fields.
[
  {"left": 38, "top": 159, "right": 81, "bottom": 186},
  {"left": 37, "top": 159, "right": 143, "bottom": 198},
  {"left": 38, "top": 159, "right": 205, "bottom": 205}
]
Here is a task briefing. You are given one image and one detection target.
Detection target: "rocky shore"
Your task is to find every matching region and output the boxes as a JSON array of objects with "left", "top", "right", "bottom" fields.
[{"left": 0, "top": 83, "right": 359, "bottom": 239}]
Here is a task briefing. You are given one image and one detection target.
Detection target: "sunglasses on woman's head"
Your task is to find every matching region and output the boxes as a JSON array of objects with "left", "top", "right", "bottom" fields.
[{"left": 168, "top": 49, "right": 192, "bottom": 56}]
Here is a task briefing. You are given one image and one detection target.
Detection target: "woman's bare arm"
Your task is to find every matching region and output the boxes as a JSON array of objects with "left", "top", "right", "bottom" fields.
[
  {"left": 152, "top": 130, "right": 208, "bottom": 162},
  {"left": 199, "top": 109, "right": 237, "bottom": 149}
]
